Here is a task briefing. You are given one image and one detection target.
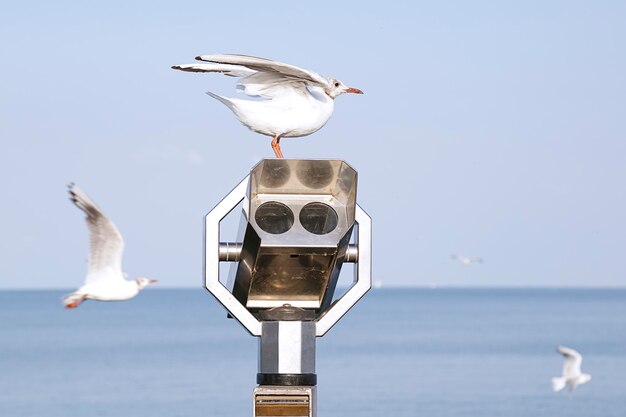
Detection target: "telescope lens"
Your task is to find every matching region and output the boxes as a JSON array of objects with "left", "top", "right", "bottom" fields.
[
  {"left": 299, "top": 202, "right": 338, "bottom": 235},
  {"left": 260, "top": 160, "right": 291, "bottom": 188},
  {"left": 296, "top": 160, "right": 334, "bottom": 189},
  {"left": 255, "top": 202, "right": 294, "bottom": 234}
]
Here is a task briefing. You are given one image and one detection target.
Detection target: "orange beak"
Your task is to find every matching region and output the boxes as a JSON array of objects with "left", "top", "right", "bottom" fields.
[{"left": 345, "top": 87, "right": 364, "bottom": 94}]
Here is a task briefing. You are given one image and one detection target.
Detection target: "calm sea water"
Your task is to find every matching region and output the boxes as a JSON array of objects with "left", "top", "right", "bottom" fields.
[{"left": 1, "top": 288, "right": 625, "bottom": 417}]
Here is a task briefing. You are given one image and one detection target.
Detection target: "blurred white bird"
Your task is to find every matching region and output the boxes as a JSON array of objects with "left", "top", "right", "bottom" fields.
[
  {"left": 551, "top": 346, "right": 592, "bottom": 395},
  {"left": 63, "top": 184, "right": 157, "bottom": 308},
  {"left": 172, "top": 54, "right": 363, "bottom": 158},
  {"left": 451, "top": 254, "right": 483, "bottom": 265}
]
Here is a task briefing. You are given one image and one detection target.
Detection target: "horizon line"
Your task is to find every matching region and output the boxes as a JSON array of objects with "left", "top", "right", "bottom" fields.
[{"left": 2, "top": 284, "right": 626, "bottom": 291}]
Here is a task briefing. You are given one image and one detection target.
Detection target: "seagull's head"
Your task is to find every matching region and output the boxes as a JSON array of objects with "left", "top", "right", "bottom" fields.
[
  {"left": 136, "top": 278, "right": 158, "bottom": 290},
  {"left": 325, "top": 78, "right": 363, "bottom": 99}
]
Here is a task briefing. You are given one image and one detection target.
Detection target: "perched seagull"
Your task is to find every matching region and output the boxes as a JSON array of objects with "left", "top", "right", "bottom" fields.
[
  {"left": 551, "top": 346, "right": 592, "bottom": 395},
  {"left": 172, "top": 54, "right": 363, "bottom": 158},
  {"left": 451, "top": 254, "right": 484, "bottom": 265},
  {"left": 63, "top": 184, "right": 157, "bottom": 308}
]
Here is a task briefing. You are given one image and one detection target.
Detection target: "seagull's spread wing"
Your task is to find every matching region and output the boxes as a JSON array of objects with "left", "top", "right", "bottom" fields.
[
  {"left": 171, "top": 63, "right": 256, "bottom": 78},
  {"left": 69, "top": 184, "right": 125, "bottom": 284},
  {"left": 196, "top": 54, "right": 330, "bottom": 87},
  {"left": 557, "top": 345, "right": 583, "bottom": 377},
  {"left": 173, "top": 54, "right": 331, "bottom": 99}
]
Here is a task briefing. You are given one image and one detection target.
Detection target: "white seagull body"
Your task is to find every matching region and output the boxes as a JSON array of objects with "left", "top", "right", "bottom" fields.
[
  {"left": 551, "top": 345, "right": 592, "bottom": 394},
  {"left": 172, "top": 54, "right": 363, "bottom": 158},
  {"left": 63, "top": 184, "right": 156, "bottom": 308}
]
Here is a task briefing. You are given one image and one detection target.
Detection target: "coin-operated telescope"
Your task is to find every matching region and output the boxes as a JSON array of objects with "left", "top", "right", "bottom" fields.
[{"left": 205, "top": 159, "right": 371, "bottom": 417}]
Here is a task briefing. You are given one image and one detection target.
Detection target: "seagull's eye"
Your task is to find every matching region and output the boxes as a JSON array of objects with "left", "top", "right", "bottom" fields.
[{"left": 334, "top": 82, "right": 339, "bottom": 87}]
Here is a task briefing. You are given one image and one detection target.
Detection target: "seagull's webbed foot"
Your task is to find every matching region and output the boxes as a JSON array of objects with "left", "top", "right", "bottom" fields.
[
  {"left": 64, "top": 294, "right": 87, "bottom": 309},
  {"left": 271, "top": 135, "right": 284, "bottom": 158}
]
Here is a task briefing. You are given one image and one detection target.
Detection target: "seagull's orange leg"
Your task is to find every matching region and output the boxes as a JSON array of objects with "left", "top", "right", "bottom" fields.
[
  {"left": 65, "top": 295, "right": 87, "bottom": 309},
  {"left": 271, "top": 135, "right": 284, "bottom": 158}
]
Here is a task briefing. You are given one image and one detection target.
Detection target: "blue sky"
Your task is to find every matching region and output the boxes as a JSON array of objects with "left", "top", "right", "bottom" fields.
[{"left": 1, "top": 1, "right": 625, "bottom": 288}]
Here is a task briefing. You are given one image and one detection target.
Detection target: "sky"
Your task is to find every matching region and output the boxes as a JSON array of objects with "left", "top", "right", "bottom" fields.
[{"left": 1, "top": 0, "right": 625, "bottom": 289}]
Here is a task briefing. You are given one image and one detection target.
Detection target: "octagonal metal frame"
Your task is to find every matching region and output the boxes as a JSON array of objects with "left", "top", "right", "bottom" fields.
[{"left": 204, "top": 173, "right": 372, "bottom": 337}]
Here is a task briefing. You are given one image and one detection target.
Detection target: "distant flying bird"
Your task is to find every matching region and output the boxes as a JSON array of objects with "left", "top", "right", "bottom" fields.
[
  {"left": 451, "top": 254, "right": 484, "bottom": 265},
  {"left": 63, "top": 184, "right": 157, "bottom": 308},
  {"left": 551, "top": 346, "right": 592, "bottom": 395},
  {"left": 172, "top": 54, "right": 363, "bottom": 158}
]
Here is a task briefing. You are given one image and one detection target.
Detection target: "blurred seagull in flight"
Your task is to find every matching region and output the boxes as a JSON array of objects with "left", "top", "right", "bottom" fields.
[
  {"left": 172, "top": 54, "right": 363, "bottom": 158},
  {"left": 451, "top": 254, "right": 484, "bottom": 266},
  {"left": 551, "top": 346, "right": 592, "bottom": 395},
  {"left": 63, "top": 184, "right": 157, "bottom": 308}
]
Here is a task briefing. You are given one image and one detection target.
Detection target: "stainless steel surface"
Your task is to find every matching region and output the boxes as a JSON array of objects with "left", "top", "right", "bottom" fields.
[
  {"left": 258, "top": 305, "right": 316, "bottom": 321},
  {"left": 218, "top": 242, "right": 243, "bottom": 262},
  {"left": 315, "top": 205, "right": 372, "bottom": 336},
  {"left": 204, "top": 176, "right": 262, "bottom": 336},
  {"left": 219, "top": 242, "right": 359, "bottom": 264},
  {"left": 204, "top": 159, "right": 372, "bottom": 338},
  {"left": 259, "top": 321, "right": 316, "bottom": 374},
  {"left": 233, "top": 159, "right": 358, "bottom": 312},
  {"left": 345, "top": 244, "right": 358, "bottom": 263},
  {"left": 253, "top": 386, "right": 316, "bottom": 417}
]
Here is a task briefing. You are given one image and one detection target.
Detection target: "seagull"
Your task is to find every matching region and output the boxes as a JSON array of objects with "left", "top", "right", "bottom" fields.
[
  {"left": 551, "top": 346, "right": 592, "bottom": 395},
  {"left": 451, "top": 254, "right": 483, "bottom": 265},
  {"left": 172, "top": 54, "right": 363, "bottom": 158},
  {"left": 63, "top": 184, "right": 157, "bottom": 308}
]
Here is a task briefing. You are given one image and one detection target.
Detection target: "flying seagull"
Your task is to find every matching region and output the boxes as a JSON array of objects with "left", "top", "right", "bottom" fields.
[
  {"left": 551, "top": 345, "right": 592, "bottom": 395},
  {"left": 63, "top": 184, "right": 157, "bottom": 308},
  {"left": 172, "top": 54, "right": 363, "bottom": 158},
  {"left": 451, "top": 254, "right": 484, "bottom": 265}
]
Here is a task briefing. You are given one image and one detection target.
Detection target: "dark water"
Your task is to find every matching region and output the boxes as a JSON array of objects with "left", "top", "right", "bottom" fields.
[{"left": 1, "top": 288, "right": 625, "bottom": 417}]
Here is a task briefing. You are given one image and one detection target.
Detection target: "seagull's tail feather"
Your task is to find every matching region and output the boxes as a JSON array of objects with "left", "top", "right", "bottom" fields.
[
  {"left": 551, "top": 377, "right": 567, "bottom": 392},
  {"left": 62, "top": 292, "right": 87, "bottom": 309},
  {"left": 205, "top": 91, "right": 238, "bottom": 112}
]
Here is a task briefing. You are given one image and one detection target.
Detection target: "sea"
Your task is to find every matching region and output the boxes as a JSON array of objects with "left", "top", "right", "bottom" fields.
[{"left": 1, "top": 288, "right": 625, "bottom": 417}]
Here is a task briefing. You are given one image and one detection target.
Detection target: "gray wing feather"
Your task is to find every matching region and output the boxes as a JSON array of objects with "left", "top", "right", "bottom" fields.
[
  {"left": 68, "top": 184, "right": 124, "bottom": 282},
  {"left": 557, "top": 346, "right": 583, "bottom": 376},
  {"left": 171, "top": 63, "right": 256, "bottom": 78},
  {"left": 236, "top": 72, "right": 309, "bottom": 98},
  {"left": 194, "top": 54, "right": 330, "bottom": 88}
]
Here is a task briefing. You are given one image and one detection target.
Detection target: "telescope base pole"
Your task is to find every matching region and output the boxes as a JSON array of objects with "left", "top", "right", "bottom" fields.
[
  {"left": 255, "top": 320, "right": 317, "bottom": 416},
  {"left": 253, "top": 385, "right": 317, "bottom": 417}
]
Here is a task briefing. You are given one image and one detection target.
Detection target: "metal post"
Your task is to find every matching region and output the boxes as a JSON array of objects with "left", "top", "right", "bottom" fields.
[{"left": 203, "top": 159, "right": 372, "bottom": 417}]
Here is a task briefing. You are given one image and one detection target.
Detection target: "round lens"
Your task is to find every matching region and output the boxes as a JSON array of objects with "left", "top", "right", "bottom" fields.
[
  {"left": 299, "top": 202, "right": 338, "bottom": 235},
  {"left": 255, "top": 202, "right": 294, "bottom": 234},
  {"left": 296, "top": 160, "right": 334, "bottom": 189},
  {"left": 260, "top": 160, "right": 291, "bottom": 188}
]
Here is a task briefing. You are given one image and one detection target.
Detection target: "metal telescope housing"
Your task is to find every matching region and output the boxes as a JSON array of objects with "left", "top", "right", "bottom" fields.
[
  {"left": 205, "top": 158, "right": 371, "bottom": 337},
  {"left": 234, "top": 159, "right": 357, "bottom": 313},
  {"left": 204, "top": 159, "right": 372, "bottom": 417}
]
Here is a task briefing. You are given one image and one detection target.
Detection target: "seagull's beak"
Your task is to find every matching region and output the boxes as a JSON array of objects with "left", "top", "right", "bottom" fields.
[
  {"left": 345, "top": 87, "right": 364, "bottom": 94},
  {"left": 148, "top": 279, "right": 158, "bottom": 284}
]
